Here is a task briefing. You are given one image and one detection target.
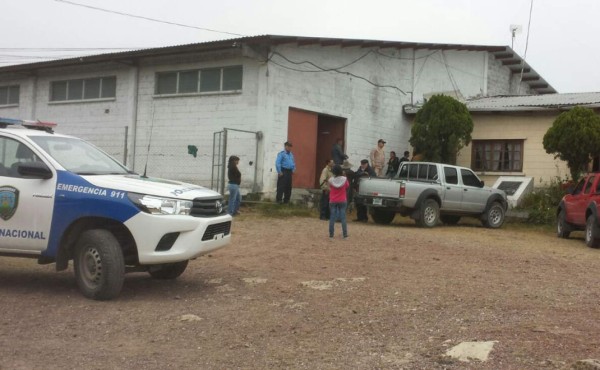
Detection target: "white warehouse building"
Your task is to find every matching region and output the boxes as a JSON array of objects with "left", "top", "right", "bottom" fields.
[{"left": 0, "top": 35, "right": 554, "bottom": 197}]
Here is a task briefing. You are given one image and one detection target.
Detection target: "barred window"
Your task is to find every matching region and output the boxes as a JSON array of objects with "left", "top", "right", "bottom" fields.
[
  {"left": 50, "top": 77, "right": 116, "bottom": 102},
  {"left": 471, "top": 140, "right": 523, "bottom": 172},
  {"left": 155, "top": 65, "right": 243, "bottom": 95},
  {"left": 0, "top": 85, "right": 20, "bottom": 106}
]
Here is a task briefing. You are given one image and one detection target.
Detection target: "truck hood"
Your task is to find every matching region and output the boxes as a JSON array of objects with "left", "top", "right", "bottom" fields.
[{"left": 82, "top": 174, "right": 221, "bottom": 200}]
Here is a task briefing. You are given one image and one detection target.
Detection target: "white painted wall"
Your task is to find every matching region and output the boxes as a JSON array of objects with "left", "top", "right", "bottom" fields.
[{"left": 0, "top": 42, "right": 539, "bottom": 197}]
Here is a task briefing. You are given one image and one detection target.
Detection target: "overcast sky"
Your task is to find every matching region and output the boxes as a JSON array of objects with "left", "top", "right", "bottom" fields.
[{"left": 2, "top": 0, "right": 599, "bottom": 93}]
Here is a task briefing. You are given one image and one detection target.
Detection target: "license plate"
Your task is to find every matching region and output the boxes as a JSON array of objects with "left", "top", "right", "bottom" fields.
[{"left": 373, "top": 198, "right": 382, "bottom": 206}]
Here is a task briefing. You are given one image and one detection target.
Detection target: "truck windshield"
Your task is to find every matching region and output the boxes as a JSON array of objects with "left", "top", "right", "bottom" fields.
[{"left": 30, "top": 136, "right": 131, "bottom": 175}]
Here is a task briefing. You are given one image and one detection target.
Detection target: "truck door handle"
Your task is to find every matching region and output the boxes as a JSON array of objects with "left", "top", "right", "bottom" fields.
[{"left": 463, "top": 189, "right": 468, "bottom": 191}]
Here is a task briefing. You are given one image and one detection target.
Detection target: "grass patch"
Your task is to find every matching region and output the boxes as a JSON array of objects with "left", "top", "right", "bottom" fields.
[{"left": 250, "top": 202, "right": 316, "bottom": 218}]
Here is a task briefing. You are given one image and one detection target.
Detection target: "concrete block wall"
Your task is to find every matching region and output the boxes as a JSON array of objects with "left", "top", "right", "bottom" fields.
[{"left": 133, "top": 56, "right": 262, "bottom": 187}]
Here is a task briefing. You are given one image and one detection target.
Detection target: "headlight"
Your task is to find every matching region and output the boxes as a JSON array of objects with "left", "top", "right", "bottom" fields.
[{"left": 128, "top": 193, "right": 193, "bottom": 215}]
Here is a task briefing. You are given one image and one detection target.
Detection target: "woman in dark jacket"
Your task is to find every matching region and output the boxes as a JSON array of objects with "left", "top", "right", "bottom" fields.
[
  {"left": 385, "top": 151, "right": 400, "bottom": 178},
  {"left": 227, "top": 155, "right": 241, "bottom": 216}
]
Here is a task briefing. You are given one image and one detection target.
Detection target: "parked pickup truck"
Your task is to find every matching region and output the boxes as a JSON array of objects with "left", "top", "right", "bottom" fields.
[
  {"left": 556, "top": 172, "right": 600, "bottom": 248},
  {"left": 354, "top": 162, "right": 508, "bottom": 228},
  {"left": 0, "top": 118, "right": 232, "bottom": 300}
]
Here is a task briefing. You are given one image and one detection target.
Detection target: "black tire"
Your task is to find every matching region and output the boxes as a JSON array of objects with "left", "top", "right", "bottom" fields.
[
  {"left": 74, "top": 229, "right": 125, "bottom": 300},
  {"left": 557, "top": 209, "right": 571, "bottom": 238},
  {"left": 371, "top": 209, "right": 396, "bottom": 224},
  {"left": 585, "top": 215, "right": 600, "bottom": 248},
  {"left": 417, "top": 199, "right": 439, "bottom": 228},
  {"left": 148, "top": 260, "right": 189, "bottom": 279},
  {"left": 440, "top": 215, "right": 461, "bottom": 225},
  {"left": 482, "top": 202, "right": 505, "bottom": 229}
]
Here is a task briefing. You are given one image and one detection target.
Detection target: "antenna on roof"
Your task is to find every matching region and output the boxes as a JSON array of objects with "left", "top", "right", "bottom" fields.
[{"left": 509, "top": 24, "right": 522, "bottom": 49}]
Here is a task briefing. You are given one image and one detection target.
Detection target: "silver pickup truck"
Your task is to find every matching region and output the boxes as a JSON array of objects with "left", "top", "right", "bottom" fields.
[{"left": 354, "top": 162, "right": 508, "bottom": 228}]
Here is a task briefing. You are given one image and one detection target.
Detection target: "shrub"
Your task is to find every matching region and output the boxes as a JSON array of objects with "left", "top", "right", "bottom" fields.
[{"left": 516, "top": 178, "right": 568, "bottom": 225}]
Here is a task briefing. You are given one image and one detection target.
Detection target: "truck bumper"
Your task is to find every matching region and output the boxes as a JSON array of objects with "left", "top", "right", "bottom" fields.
[{"left": 125, "top": 213, "right": 232, "bottom": 264}]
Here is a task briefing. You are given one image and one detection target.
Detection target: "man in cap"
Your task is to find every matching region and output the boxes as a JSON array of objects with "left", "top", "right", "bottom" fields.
[
  {"left": 275, "top": 141, "right": 296, "bottom": 204},
  {"left": 369, "top": 139, "right": 386, "bottom": 177}
]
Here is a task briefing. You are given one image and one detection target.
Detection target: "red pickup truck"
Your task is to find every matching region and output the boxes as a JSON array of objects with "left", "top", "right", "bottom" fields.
[{"left": 557, "top": 173, "right": 600, "bottom": 248}]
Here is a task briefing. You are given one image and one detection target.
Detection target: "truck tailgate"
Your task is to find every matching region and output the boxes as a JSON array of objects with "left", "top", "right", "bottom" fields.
[{"left": 358, "top": 178, "right": 401, "bottom": 198}]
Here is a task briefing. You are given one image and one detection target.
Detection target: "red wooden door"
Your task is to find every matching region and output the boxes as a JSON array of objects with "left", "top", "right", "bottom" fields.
[{"left": 287, "top": 108, "right": 318, "bottom": 189}]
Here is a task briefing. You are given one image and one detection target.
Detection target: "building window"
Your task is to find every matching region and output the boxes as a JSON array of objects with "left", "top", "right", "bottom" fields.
[
  {"left": 0, "top": 85, "right": 19, "bottom": 106},
  {"left": 471, "top": 139, "right": 523, "bottom": 172},
  {"left": 50, "top": 76, "right": 116, "bottom": 102},
  {"left": 155, "top": 65, "right": 243, "bottom": 95}
]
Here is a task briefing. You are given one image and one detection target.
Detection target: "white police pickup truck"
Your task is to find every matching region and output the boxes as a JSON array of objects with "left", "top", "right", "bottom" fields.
[{"left": 0, "top": 118, "right": 231, "bottom": 300}]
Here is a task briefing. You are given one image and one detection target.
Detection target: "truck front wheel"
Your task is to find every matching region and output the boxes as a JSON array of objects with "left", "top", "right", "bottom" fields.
[
  {"left": 148, "top": 260, "right": 189, "bottom": 279},
  {"left": 482, "top": 202, "right": 505, "bottom": 229},
  {"left": 371, "top": 209, "right": 396, "bottom": 224},
  {"left": 557, "top": 209, "right": 571, "bottom": 238},
  {"left": 74, "top": 229, "right": 125, "bottom": 300},
  {"left": 417, "top": 199, "right": 439, "bottom": 228}
]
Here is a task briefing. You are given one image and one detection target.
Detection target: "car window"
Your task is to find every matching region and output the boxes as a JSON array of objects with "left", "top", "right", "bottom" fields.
[
  {"left": 444, "top": 167, "right": 458, "bottom": 185},
  {"left": 572, "top": 178, "right": 585, "bottom": 195},
  {"left": 30, "top": 136, "right": 129, "bottom": 175},
  {"left": 397, "top": 164, "right": 408, "bottom": 179},
  {"left": 461, "top": 168, "right": 482, "bottom": 187},
  {"left": 0, "top": 137, "right": 40, "bottom": 178},
  {"left": 584, "top": 175, "right": 595, "bottom": 194}
]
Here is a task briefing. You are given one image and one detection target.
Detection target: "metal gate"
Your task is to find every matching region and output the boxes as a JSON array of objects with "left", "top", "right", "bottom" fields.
[{"left": 211, "top": 128, "right": 262, "bottom": 195}]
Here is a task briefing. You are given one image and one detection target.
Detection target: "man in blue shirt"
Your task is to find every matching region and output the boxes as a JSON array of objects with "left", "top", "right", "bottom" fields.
[{"left": 275, "top": 141, "right": 296, "bottom": 204}]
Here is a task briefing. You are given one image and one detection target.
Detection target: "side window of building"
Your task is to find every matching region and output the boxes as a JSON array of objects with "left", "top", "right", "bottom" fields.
[
  {"left": 471, "top": 139, "right": 524, "bottom": 172},
  {"left": 460, "top": 168, "right": 482, "bottom": 187},
  {"left": 0, "top": 85, "right": 20, "bottom": 106},
  {"left": 155, "top": 65, "right": 243, "bottom": 95},
  {"left": 444, "top": 167, "right": 458, "bottom": 185},
  {"left": 0, "top": 137, "right": 39, "bottom": 177},
  {"left": 50, "top": 77, "right": 116, "bottom": 102}
]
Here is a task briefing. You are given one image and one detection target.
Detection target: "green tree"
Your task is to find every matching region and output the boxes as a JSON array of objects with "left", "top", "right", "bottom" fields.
[
  {"left": 543, "top": 106, "right": 600, "bottom": 181},
  {"left": 409, "top": 95, "right": 473, "bottom": 164}
]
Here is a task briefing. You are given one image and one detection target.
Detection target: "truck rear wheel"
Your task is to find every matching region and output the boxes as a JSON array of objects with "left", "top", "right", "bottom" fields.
[
  {"left": 417, "top": 199, "right": 439, "bottom": 228},
  {"left": 371, "top": 209, "right": 396, "bottom": 224},
  {"left": 585, "top": 215, "right": 600, "bottom": 248},
  {"left": 74, "top": 229, "right": 125, "bottom": 300},
  {"left": 148, "top": 260, "right": 189, "bottom": 279},
  {"left": 482, "top": 202, "right": 505, "bottom": 229}
]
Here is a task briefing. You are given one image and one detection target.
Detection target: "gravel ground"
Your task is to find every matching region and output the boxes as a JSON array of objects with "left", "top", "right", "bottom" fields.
[{"left": 1, "top": 209, "right": 599, "bottom": 369}]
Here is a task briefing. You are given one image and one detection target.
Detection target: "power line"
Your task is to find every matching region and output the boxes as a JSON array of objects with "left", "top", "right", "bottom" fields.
[
  {"left": 54, "top": 0, "right": 246, "bottom": 37},
  {"left": 269, "top": 51, "right": 407, "bottom": 95},
  {"left": 518, "top": 0, "right": 534, "bottom": 94}
]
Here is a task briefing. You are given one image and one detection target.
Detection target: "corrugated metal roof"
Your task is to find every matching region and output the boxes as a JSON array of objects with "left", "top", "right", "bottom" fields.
[
  {"left": 0, "top": 35, "right": 555, "bottom": 94},
  {"left": 404, "top": 92, "right": 600, "bottom": 114}
]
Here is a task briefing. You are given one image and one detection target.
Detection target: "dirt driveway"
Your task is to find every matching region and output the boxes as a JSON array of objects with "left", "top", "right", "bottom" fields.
[{"left": 1, "top": 211, "right": 600, "bottom": 369}]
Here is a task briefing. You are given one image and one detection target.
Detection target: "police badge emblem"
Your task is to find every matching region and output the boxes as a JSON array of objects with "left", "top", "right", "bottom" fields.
[{"left": 0, "top": 186, "right": 19, "bottom": 221}]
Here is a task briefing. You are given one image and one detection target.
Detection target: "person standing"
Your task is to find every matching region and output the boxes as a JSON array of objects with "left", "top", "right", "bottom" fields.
[
  {"left": 400, "top": 150, "right": 411, "bottom": 164},
  {"left": 385, "top": 151, "right": 400, "bottom": 178},
  {"left": 227, "top": 155, "right": 242, "bottom": 216},
  {"left": 370, "top": 139, "right": 386, "bottom": 176},
  {"left": 331, "top": 138, "right": 348, "bottom": 165},
  {"left": 319, "top": 159, "right": 334, "bottom": 220},
  {"left": 353, "top": 159, "right": 376, "bottom": 222},
  {"left": 275, "top": 141, "right": 295, "bottom": 204},
  {"left": 328, "top": 164, "right": 349, "bottom": 239}
]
